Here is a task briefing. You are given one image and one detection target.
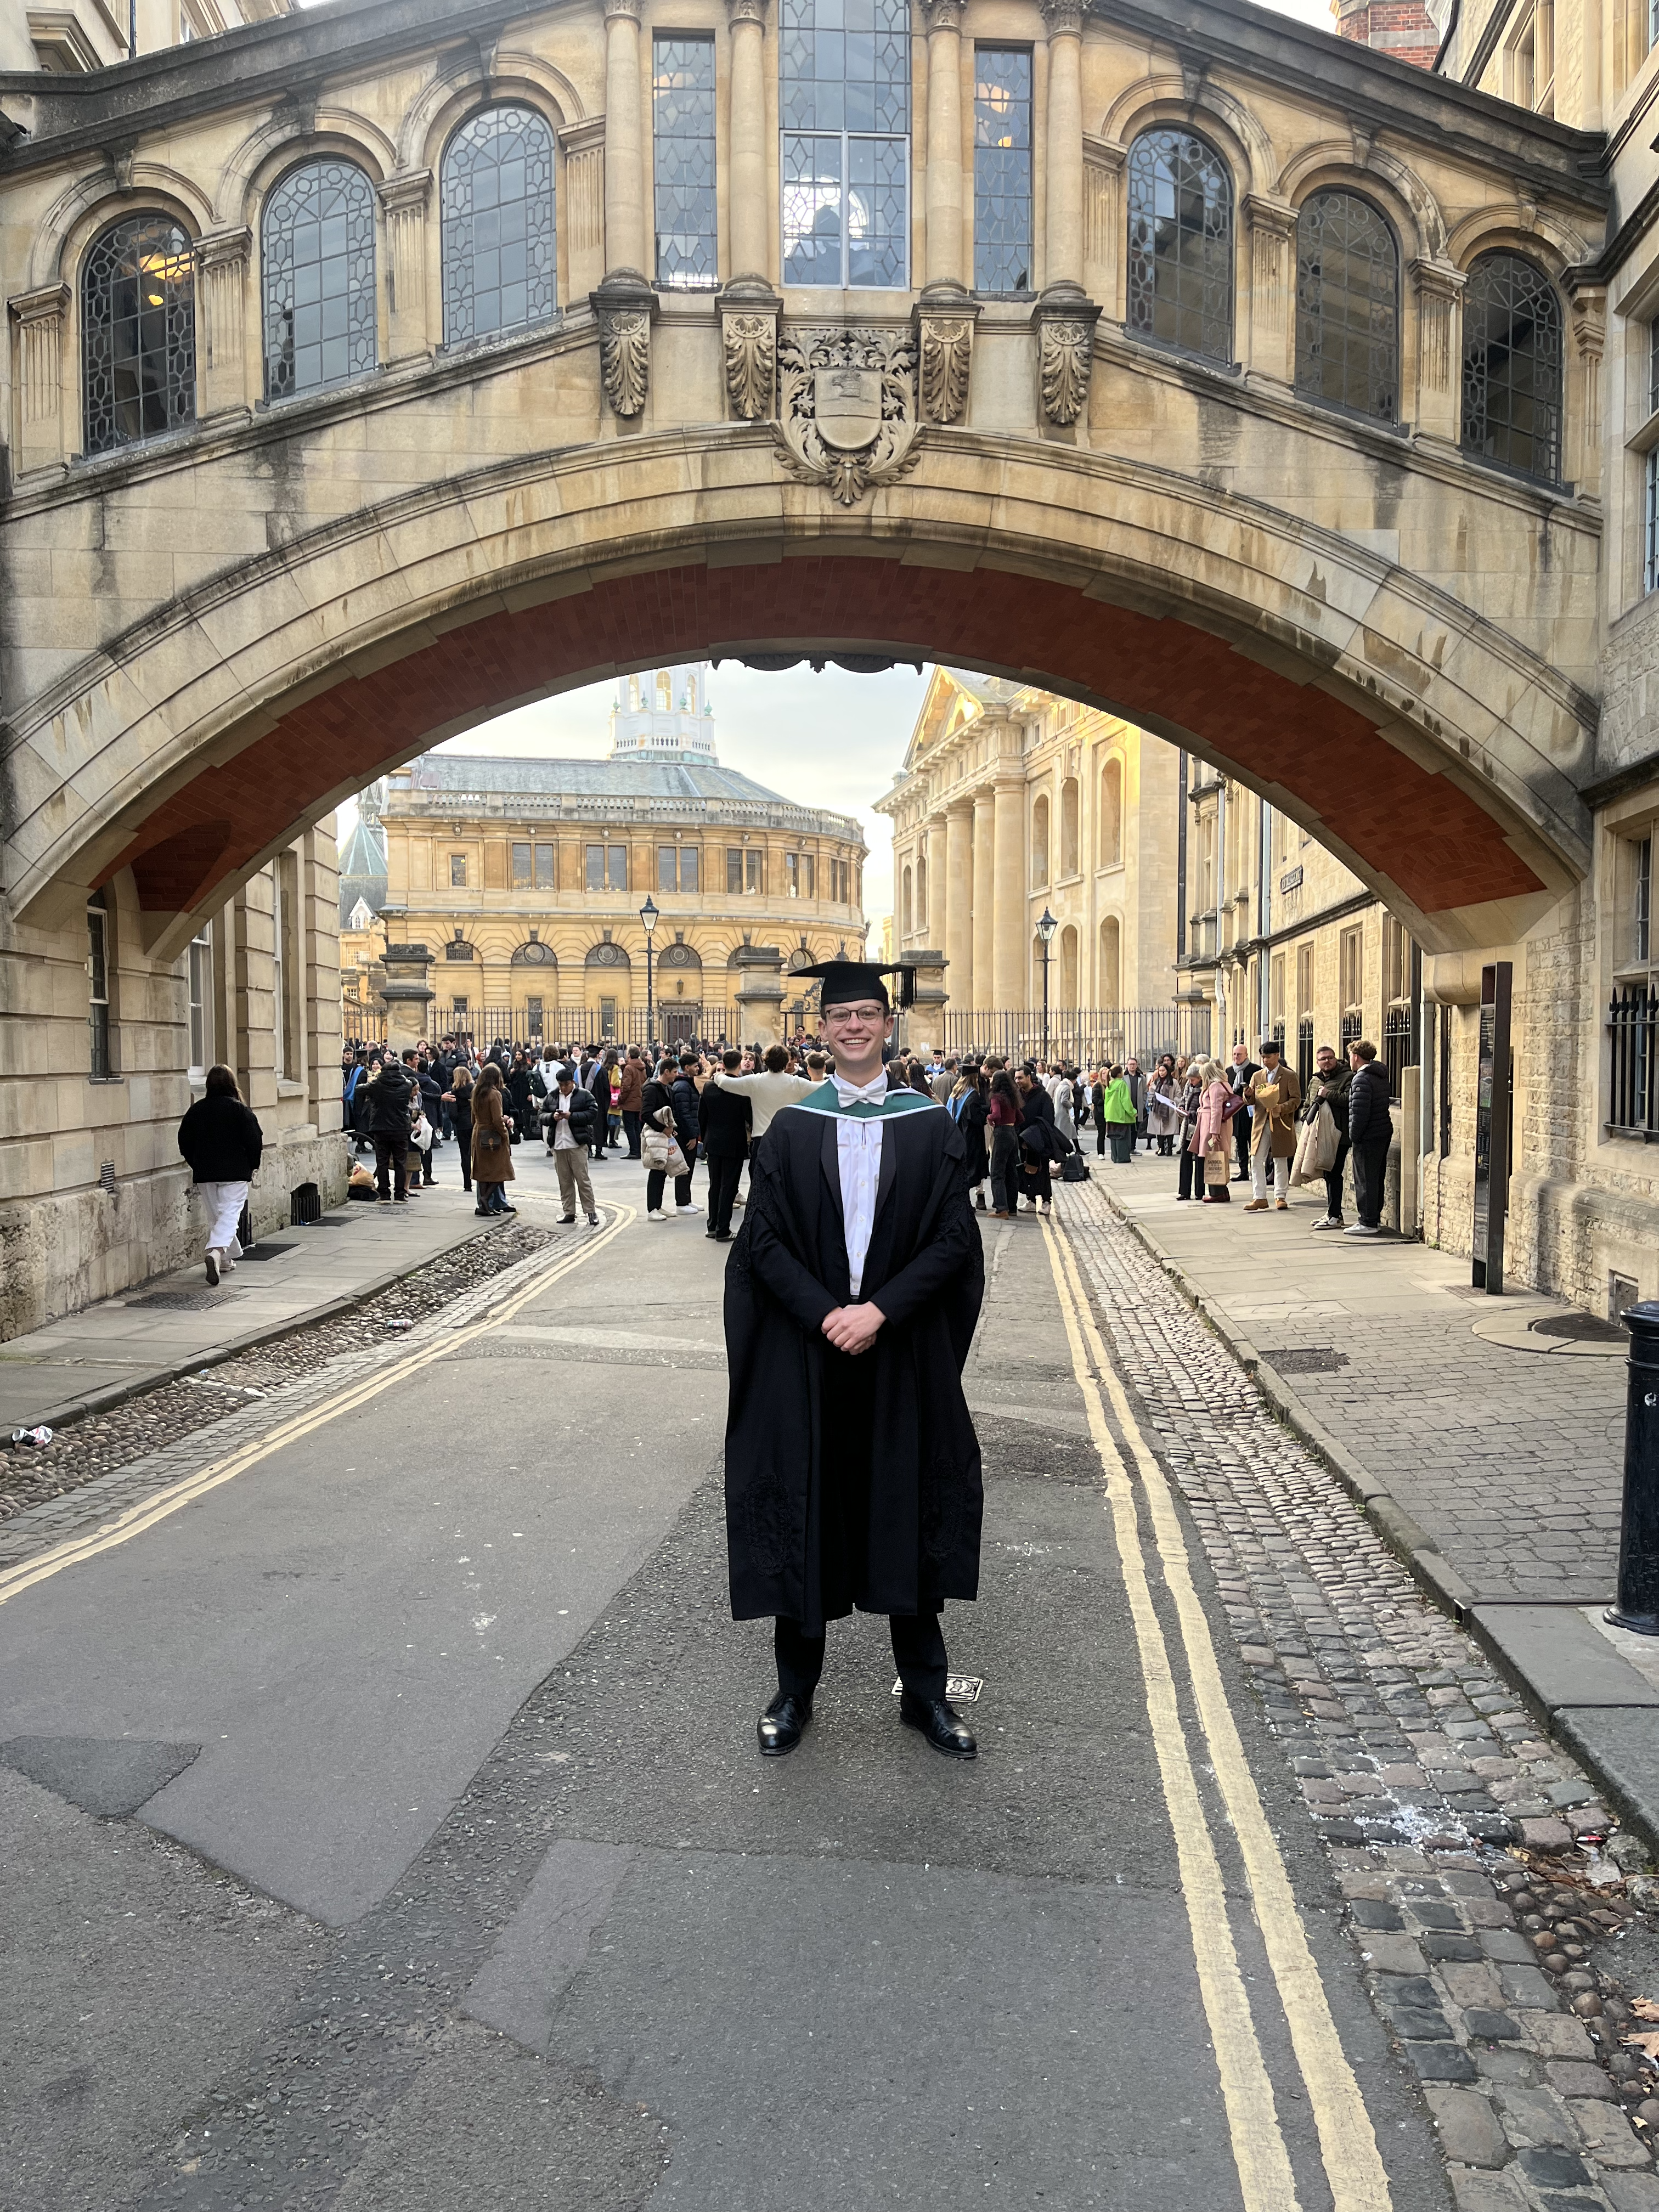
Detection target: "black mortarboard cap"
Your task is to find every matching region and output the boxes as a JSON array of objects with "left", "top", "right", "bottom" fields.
[{"left": 794, "top": 960, "right": 918, "bottom": 1011}]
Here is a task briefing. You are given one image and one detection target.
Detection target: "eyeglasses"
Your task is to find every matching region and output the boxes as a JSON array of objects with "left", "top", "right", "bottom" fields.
[{"left": 823, "top": 1003, "right": 886, "bottom": 1022}]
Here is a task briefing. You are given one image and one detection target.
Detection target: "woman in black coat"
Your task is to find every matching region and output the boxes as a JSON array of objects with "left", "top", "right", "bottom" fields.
[
  {"left": 949, "top": 1064, "right": 990, "bottom": 1210},
  {"left": 1015, "top": 1067, "right": 1058, "bottom": 1217},
  {"left": 505, "top": 1052, "right": 535, "bottom": 1142},
  {"left": 444, "top": 1064, "right": 475, "bottom": 1195},
  {"left": 178, "top": 1066, "right": 264, "bottom": 1286}
]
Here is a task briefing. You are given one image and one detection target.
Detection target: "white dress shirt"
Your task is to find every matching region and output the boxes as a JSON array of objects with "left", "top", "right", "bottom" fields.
[{"left": 832, "top": 1071, "right": 889, "bottom": 1297}]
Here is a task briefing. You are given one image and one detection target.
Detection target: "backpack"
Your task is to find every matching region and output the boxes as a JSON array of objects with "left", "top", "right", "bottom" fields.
[{"left": 1061, "top": 1150, "right": 1091, "bottom": 1184}]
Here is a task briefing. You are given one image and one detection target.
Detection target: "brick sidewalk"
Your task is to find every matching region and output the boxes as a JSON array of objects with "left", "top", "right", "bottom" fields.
[{"left": 1094, "top": 1163, "right": 1627, "bottom": 1607}]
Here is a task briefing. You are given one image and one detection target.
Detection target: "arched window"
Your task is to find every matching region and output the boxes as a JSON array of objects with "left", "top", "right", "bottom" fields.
[
  {"left": 262, "top": 160, "right": 377, "bottom": 401},
  {"left": 1099, "top": 758, "right": 1124, "bottom": 867},
  {"left": 1060, "top": 778, "right": 1080, "bottom": 877},
  {"left": 1031, "top": 794, "right": 1050, "bottom": 887},
  {"left": 82, "top": 213, "right": 196, "bottom": 456},
  {"left": 1126, "top": 128, "right": 1233, "bottom": 364},
  {"left": 1099, "top": 916, "right": 1121, "bottom": 1007},
  {"left": 1461, "top": 251, "right": 1562, "bottom": 483},
  {"left": 1295, "top": 190, "right": 1398, "bottom": 421},
  {"left": 901, "top": 865, "right": 913, "bottom": 938},
  {"left": 441, "top": 105, "right": 556, "bottom": 347},
  {"left": 657, "top": 671, "right": 673, "bottom": 710}
]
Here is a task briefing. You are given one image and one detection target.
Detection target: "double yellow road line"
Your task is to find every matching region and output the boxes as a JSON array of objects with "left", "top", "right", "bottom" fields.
[
  {"left": 0, "top": 1206, "right": 636, "bottom": 1610},
  {"left": 1042, "top": 1214, "right": 1392, "bottom": 2212}
]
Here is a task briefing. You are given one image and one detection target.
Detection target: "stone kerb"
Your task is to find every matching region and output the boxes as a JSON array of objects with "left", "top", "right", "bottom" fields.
[{"left": 0, "top": 426, "right": 1595, "bottom": 950}]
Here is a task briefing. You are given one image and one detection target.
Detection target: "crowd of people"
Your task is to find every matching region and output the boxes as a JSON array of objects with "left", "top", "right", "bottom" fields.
[{"left": 326, "top": 1027, "right": 1396, "bottom": 1246}]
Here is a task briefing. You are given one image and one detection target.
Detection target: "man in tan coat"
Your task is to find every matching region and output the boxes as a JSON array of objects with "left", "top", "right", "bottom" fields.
[{"left": 1244, "top": 1039, "right": 1302, "bottom": 1212}]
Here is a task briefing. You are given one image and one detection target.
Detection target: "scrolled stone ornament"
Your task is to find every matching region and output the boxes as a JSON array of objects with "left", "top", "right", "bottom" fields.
[
  {"left": 724, "top": 312, "right": 777, "bottom": 421},
  {"left": 774, "top": 326, "right": 922, "bottom": 506},
  {"left": 1039, "top": 318, "right": 1094, "bottom": 427},
  {"left": 919, "top": 318, "right": 973, "bottom": 426},
  {"left": 600, "top": 308, "right": 651, "bottom": 418}
]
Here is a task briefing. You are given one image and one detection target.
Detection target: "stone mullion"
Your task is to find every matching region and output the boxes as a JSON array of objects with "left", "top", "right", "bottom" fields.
[
  {"left": 1568, "top": 285, "right": 1606, "bottom": 502},
  {"left": 196, "top": 228, "right": 252, "bottom": 417},
  {"left": 1243, "top": 194, "right": 1298, "bottom": 387},
  {"left": 972, "top": 789, "right": 996, "bottom": 1016},
  {"left": 379, "top": 171, "right": 433, "bottom": 363},
  {"left": 560, "top": 120, "right": 608, "bottom": 301},
  {"left": 9, "top": 282, "right": 70, "bottom": 473},
  {"left": 1409, "top": 258, "right": 1465, "bottom": 447},
  {"left": 945, "top": 799, "right": 974, "bottom": 1008}
]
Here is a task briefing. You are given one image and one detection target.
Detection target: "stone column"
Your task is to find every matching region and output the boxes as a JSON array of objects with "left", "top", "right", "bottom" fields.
[
  {"left": 1243, "top": 195, "right": 1297, "bottom": 385},
  {"left": 602, "top": 0, "right": 648, "bottom": 276},
  {"left": 733, "top": 944, "right": 785, "bottom": 1047},
  {"left": 196, "top": 228, "right": 252, "bottom": 416},
  {"left": 8, "top": 283, "right": 69, "bottom": 472},
  {"left": 972, "top": 789, "right": 996, "bottom": 1014},
  {"left": 594, "top": 0, "right": 657, "bottom": 417},
  {"left": 923, "top": 0, "right": 964, "bottom": 290},
  {"left": 1410, "top": 259, "right": 1465, "bottom": 446},
  {"left": 378, "top": 171, "right": 433, "bottom": 362},
  {"left": 727, "top": 0, "right": 769, "bottom": 280},
  {"left": 992, "top": 778, "right": 1027, "bottom": 1007},
  {"left": 1570, "top": 286, "right": 1606, "bottom": 500},
  {"left": 1031, "top": 0, "right": 1099, "bottom": 428},
  {"left": 945, "top": 800, "right": 974, "bottom": 1009}
]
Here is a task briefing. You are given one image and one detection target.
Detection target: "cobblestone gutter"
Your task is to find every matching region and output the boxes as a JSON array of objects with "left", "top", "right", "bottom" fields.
[{"left": 1060, "top": 1184, "right": 1659, "bottom": 2212}]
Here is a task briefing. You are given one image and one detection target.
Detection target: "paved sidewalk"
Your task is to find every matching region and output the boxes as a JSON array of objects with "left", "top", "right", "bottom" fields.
[{"left": 0, "top": 1163, "right": 499, "bottom": 1433}]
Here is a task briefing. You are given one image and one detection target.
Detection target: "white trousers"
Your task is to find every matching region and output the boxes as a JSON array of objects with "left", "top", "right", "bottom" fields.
[
  {"left": 1250, "top": 1150, "right": 1289, "bottom": 1203},
  {"left": 199, "top": 1179, "right": 249, "bottom": 1259}
]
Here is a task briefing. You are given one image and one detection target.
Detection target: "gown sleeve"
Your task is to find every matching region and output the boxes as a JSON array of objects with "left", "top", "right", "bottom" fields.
[{"left": 866, "top": 1136, "right": 978, "bottom": 1331}]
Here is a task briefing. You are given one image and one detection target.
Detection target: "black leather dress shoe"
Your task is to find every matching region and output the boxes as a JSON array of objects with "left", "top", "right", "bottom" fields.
[
  {"left": 899, "top": 1691, "right": 977, "bottom": 1759},
  {"left": 757, "top": 1692, "right": 811, "bottom": 1757}
]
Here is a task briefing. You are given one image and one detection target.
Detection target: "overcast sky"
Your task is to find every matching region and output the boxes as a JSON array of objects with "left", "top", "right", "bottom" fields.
[{"left": 353, "top": 0, "right": 1343, "bottom": 935}]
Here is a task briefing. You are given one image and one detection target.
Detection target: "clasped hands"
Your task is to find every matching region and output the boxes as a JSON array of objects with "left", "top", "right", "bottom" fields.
[{"left": 821, "top": 1301, "right": 887, "bottom": 1356}]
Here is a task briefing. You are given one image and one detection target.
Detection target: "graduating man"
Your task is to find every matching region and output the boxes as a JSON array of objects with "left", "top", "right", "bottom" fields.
[{"left": 723, "top": 961, "right": 985, "bottom": 1762}]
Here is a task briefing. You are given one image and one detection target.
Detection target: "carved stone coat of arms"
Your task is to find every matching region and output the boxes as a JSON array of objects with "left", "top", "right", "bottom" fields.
[{"left": 775, "top": 328, "right": 922, "bottom": 506}]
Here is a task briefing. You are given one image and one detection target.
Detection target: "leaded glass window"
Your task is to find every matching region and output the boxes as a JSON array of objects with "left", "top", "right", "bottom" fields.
[
  {"left": 973, "top": 48, "right": 1031, "bottom": 294},
  {"left": 1645, "top": 446, "right": 1658, "bottom": 596},
  {"left": 1125, "top": 128, "right": 1234, "bottom": 364},
  {"left": 654, "top": 36, "right": 718, "bottom": 289},
  {"left": 1460, "top": 251, "right": 1562, "bottom": 483},
  {"left": 441, "top": 105, "right": 557, "bottom": 345},
  {"left": 780, "top": 0, "right": 910, "bottom": 289},
  {"left": 1294, "top": 190, "right": 1398, "bottom": 421},
  {"left": 82, "top": 214, "right": 196, "bottom": 457},
  {"left": 262, "top": 160, "right": 377, "bottom": 402}
]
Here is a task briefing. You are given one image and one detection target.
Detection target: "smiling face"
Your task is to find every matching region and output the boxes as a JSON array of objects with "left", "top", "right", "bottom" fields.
[{"left": 820, "top": 998, "right": 893, "bottom": 1087}]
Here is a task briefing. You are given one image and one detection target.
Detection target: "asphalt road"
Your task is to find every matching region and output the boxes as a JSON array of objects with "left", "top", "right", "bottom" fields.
[{"left": 0, "top": 1143, "right": 1452, "bottom": 2211}]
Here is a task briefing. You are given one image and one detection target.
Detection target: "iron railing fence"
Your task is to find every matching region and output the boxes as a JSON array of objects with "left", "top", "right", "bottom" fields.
[
  {"left": 927, "top": 1006, "right": 1210, "bottom": 1066},
  {"left": 1296, "top": 1017, "right": 1315, "bottom": 1092},
  {"left": 1609, "top": 986, "right": 1659, "bottom": 1138},
  {"left": 1384, "top": 1005, "right": 1414, "bottom": 1104}
]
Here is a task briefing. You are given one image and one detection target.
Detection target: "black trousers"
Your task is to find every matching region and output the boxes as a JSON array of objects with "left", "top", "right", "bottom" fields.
[
  {"left": 623, "top": 1110, "right": 642, "bottom": 1158},
  {"left": 990, "top": 1127, "right": 1021, "bottom": 1214},
  {"left": 1177, "top": 1145, "right": 1205, "bottom": 1200},
  {"left": 707, "top": 1152, "right": 743, "bottom": 1235},
  {"left": 774, "top": 1612, "right": 949, "bottom": 1704},
  {"left": 1233, "top": 1111, "right": 1251, "bottom": 1177},
  {"left": 373, "top": 1134, "right": 408, "bottom": 1200},
  {"left": 1352, "top": 1136, "right": 1390, "bottom": 1228},
  {"left": 646, "top": 1166, "right": 693, "bottom": 1212},
  {"left": 1323, "top": 1136, "right": 1350, "bottom": 1222},
  {"left": 1095, "top": 1119, "right": 1107, "bottom": 1155}
]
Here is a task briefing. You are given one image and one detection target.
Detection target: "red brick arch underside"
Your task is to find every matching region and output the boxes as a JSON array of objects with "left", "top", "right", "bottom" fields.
[{"left": 110, "top": 556, "right": 1544, "bottom": 917}]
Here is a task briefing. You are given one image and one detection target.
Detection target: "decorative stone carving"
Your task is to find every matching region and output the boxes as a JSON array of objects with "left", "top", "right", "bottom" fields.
[
  {"left": 917, "top": 312, "right": 974, "bottom": 425},
  {"left": 592, "top": 273, "right": 658, "bottom": 418},
  {"left": 1032, "top": 291, "right": 1101, "bottom": 428},
  {"left": 725, "top": 0, "right": 766, "bottom": 20},
  {"left": 719, "top": 281, "right": 782, "bottom": 421},
  {"left": 775, "top": 326, "right": 922, "bottom": 505},
  {"left": 8, "top": 282, "right": 70, "bottom": 469},
  {"left": 558, "top": 119, "right": 607, "bottom": 296}
]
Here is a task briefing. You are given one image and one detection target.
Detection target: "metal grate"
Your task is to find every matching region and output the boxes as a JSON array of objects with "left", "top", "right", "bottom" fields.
[
  {"left": 234, "top": 1242, "right": 296, "bottom": 1262},
  {"left": 1384, "top": 1005, "right": 1414, "bottom": 1105},
  {"left": 1608, "top": 985, "right": 1658, "bottom": 1138},
  {"left": 127, "top": 1289, "right": 236, "bottom": 1311}
]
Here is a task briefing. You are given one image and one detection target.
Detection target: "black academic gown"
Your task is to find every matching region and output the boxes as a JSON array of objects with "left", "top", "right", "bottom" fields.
[{"left": 723, "top": 1090, "right": 985, "bottom": 1635}]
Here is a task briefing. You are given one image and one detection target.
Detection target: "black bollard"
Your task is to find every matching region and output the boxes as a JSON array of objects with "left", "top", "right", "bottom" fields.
[{"left": 1606, "top": 1301, "right": 1659, "bottom": 1637}]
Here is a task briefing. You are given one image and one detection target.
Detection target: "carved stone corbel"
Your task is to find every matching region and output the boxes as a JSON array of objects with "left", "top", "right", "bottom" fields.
[
  {"left": 8, "top": 281, "right": 70, "bottom": 471},
  {"left": 591, "top": 270, "right": 658, "bottom": 419},
  {"left": 913, "top": 289, "right": 979, "bottom": 426},
  {"left": 717, "top": 278, "right": 781, "bottom": 421},
  {"left": 1031, "top": 287, "right": 1101, "bottom": 428}
]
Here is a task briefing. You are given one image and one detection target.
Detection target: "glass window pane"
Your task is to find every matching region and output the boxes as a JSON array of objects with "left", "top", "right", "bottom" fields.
[
  {"left": 608, "top": 845, "right": 628, "bottom": 891},
  {"left": 654, "top": 37, "right": 719, "bottom": 290},
  {"left": 847, "top": 136, "right": 908, "bottom": 289},
  {"left": 535, "top": 844, "right": 555, "bottom": 888},
  {"left": 1460, "top": 251, "right": 1562, "bottom": 483},
  {"left": 973, "top": 49, "right": 1031, "bottom": 294},
  {"left": 511, "top": 842, "right": 533, "bottom": 887},
  {"left": 780, "top": 0, "right": 909, "bottom": 287},
  {"left": 1126, "top": 128, "right": 1234, "bottom": 365},
  {"left": 450, "top": 853, "right": 468, "bottom": 887},
  {"left": 82, "top": 214, "right": 196, "bottom": 456},
  {"left": 780, "top": 0, "right": 908, "bottom": 133},
  {"left": 586, "top": 844, "right": 604, "bottom": 892},
  {"left": 442, "top": 106, "right": 556, "bottom": 345},
  {"left": 681, "top": 846, "right": 699, "bottom": 893},
  {"left": 728, "top": 848, "right": 743, "bottom": 894},
  {"left": 263, "top": 161, "right": 377, "bottom": 399},
  {"left": 1294, "top": 190, "right": 1398, "bottom": 421},
  {"left": 783, "top": 134, "right": 847, "bottom": 287}
]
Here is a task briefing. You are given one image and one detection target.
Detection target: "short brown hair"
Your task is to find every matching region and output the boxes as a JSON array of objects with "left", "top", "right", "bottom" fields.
[
  {"left": 1351, "top": 1039, "right": 1378, "bottom": 1062},
  {"left": 764, "top": 1043, "right": 789, "bottom": 1073}
]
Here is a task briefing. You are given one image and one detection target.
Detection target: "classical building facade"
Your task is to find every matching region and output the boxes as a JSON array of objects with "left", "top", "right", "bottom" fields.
[
  {"left": 5, "top": 0, "right": 1659, "bottom": 1319},
  {"left": 0, "top": 0, "right": 289, "bottom": 75},
  {"left": 368, "top": 667, "right": 866, "bottom": 1043},
  {"left": 878, "top": 668, "right": 1180, "bottom": 1040}
]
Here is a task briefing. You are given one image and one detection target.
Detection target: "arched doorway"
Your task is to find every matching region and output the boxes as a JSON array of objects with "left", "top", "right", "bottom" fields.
[
  {"left": 510, "top": 938, "right": 557, "bottom": 1041},
  {"left": 656, "top": 940, "right": 703, "bottom": 1043},
  {"left": 584, "top": 940, "right": 631, "bottom": 1040}
]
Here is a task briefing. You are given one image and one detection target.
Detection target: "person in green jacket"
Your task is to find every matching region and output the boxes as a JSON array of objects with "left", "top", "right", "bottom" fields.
[{"left": 1101, "top": 1065, "right": 1138, "bottom": 1165}]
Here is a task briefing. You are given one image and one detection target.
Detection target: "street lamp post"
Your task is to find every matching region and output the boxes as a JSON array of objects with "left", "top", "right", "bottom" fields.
[
  {"left": 1037, "top": 906, "right": 1058, "bottom": 1064},
  {"left": 640, "top": 895, "right": 659, "bottom": 1048}
]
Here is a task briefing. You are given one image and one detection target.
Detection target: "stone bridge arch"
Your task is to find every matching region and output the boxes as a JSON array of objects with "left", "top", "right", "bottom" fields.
[{"left": 1, "top": 427, "right": 1593, "bottom": 964}]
